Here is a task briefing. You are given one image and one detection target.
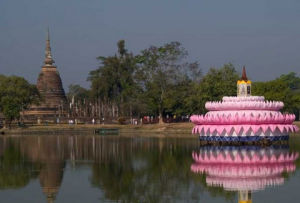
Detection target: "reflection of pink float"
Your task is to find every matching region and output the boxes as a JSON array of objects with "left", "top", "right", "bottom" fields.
[
  {"left": 191, "top": 146, "right": 299, "bottom": 202},
  {"left": 191, "top": 67, "right": 299, "bottom": 142}
]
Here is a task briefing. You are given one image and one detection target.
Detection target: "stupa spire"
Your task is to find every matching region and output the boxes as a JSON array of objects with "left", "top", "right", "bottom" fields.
[
  {"left": 241, "top": 66, "right": 248, "bottom": 81},
  {"left": 44, "top": 28, "right": 55, "bottom": 66},
  {"left": 237, "top": 66, "right": 251, "bottom": 97}
]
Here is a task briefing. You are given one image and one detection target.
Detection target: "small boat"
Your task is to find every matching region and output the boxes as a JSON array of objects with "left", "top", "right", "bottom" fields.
[{"left": 94, "top": 128, "right": 119, "bottom": 135}]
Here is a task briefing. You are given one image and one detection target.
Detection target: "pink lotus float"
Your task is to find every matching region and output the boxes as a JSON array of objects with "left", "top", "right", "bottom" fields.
[
  {"left": 191, "top": 67, "right": 299, "bottom": 142},
  {"left": 206, "top": 100, "right": 284, "bottom": 111},
  {"left": 191, "top": 146, "right": 299, "bottom": 202}
]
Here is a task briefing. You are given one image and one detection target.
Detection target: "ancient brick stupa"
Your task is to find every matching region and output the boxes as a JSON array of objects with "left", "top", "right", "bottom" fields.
[
  {"left": 24, "top": 29, "right": 67, "bottom": 121},
  {"left": 191, "top": 67, "right": 299, "bottom": 143}
]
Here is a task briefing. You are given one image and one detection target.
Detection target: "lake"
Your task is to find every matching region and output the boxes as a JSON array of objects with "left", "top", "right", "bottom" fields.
[{"left": 0, "top": 134, "right": 300, "bottom": 203}]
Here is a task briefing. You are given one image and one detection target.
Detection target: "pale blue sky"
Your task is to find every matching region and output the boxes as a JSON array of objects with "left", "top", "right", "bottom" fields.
[{"left": 0, "top": 0, "right": 300, "bottom": 89}]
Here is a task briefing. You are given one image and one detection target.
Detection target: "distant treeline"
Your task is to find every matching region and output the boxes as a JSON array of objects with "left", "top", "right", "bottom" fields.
[
  {"left": 68, "top": 40, "right": 300, "bottom": 122},
  {"left": 0, "top": 41, "right": 299, "bottom": 125}
]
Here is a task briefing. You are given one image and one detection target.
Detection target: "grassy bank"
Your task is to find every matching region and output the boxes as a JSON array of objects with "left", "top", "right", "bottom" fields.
[
  {"left": 0, "top": 122, "right": 195, "bottom": 137},
  {"left": 1, "top": 121, "right": 299, "bottom": 137}
]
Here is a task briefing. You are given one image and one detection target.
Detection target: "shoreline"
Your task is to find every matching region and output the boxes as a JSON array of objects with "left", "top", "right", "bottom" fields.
[
  {"left": 0, "top": 122, "right": 195, "bottom": 137},
  {"left": 1, "top": 121, "right": 299, "bottom": 137}
]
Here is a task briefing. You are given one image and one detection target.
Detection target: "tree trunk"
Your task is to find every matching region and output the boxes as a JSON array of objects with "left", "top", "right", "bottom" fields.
[
  {"left": 8, "top": 119, "right": 12, "bottom": 129},
  {"left": 159, "top": 111, "right": 164, "bottom": 124},
  {"left": 159, "top": 91, "right": 164, "bottom": 124},
  {"left": 2, "top": 120, "right": 7, "bottom": 129}
]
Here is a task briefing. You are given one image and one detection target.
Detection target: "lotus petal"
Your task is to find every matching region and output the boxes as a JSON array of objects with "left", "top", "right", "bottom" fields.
[
  {"left": 217, "top": 126, "right": 224, "bottom": 134},
  {"left": 278, "top": 125, "right": 285, "bottom": 133},
  {"left": 234, "top": 125, "right": 242, "bottom": 134},
  {"left": 243, "top": 125, "right": 251, "bottom": 133},
  {"left": 252, "top": 125, "right": 260, "bottom": 134},
  {"left": 270, "top": 125, "right": 277, "bottom": 132}
]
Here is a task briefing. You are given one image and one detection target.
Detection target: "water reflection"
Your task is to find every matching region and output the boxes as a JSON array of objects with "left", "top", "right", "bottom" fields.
[
  {"left": 0, "top": 135, "right": 299, "bottom": 202},
  {"left": 0, "top": 136, "right": 202, "bottom": 202},
  {"left": 0, "top": 136, "right": 66, "bottom": 203},
  {"left": 191, "top": 145, "right": 299, "bottom": 203}
]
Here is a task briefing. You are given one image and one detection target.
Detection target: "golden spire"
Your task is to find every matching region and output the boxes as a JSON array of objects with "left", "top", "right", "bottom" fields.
[{"left": 44, "top": 27, "right": 55, "bottom": 66}]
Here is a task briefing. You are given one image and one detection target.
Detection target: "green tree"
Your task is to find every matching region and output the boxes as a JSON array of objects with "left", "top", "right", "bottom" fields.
[
  {"left": 88, "top": 40, "right": 138, "bottom": 118},
  {"left": 163, "top": 62, "right": 202, "bottom": 117},
  {"left": 0, "top": 75, "right": 40, "bottom": 128},
  {"left": 277, "top": 72, "right": 300, "bottom": 90},
  {"left": 67, "top": 84, "right": 90, "bottom": 102},
  {"left": 186, "top": 64, "right": 239, "bottom": 114},
  {"left": 136, "top": 41, "right": 198, "bottom": 123},
  {"left": 277, "top": 72, "right": 300, "bottom": 120},
  {"left": 252, "top": 72, "right": 300, "bottom": 119},
  {"left": 252, "top": 80, "right": 292, "bottom": 106}
]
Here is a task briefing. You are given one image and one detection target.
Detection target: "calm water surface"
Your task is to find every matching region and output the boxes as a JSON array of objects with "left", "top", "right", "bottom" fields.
[{"left": 0, "top": 134, "right": 300, "bottom": 203}]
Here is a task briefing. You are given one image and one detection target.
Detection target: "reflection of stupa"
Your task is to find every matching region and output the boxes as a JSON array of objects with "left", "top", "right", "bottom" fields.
[
  {"left": 39, "top": 163, "right": 65, "bottom": 203},
  {"left": 191, "top": 67, "right": 299, "bottom": 143},
  {"left": 24, "top": 29, "right": 67, "bottom": 120},
  {"left": 18, "top": 135, "right": 67, "bottom": 203},
  {"left": 191, "top": 146, "right": 299, "bottom": 203},
  {"left": 36, "top": 136, "right": 66, "bottom": 203}
]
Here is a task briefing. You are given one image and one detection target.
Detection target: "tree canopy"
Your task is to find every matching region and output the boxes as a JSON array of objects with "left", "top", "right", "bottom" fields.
[
  {"left": 252, "top": 72, "right": 300, "bottom": 119},
  {"left": 0, "top": 75, "right": 40, "bottom": 126},
  {"left": 88, "top": 40, "right": 138, "bottom": 118},
  {"left": 84, "top": 40, "right": 300, "bottom": 121},
  {"left": 185, "top": 64, "right": 239, "bottom": 114},
  {"left": 67, "top": 84, "right": 90, "bottom": 102},
  {"left": 135, "top": 41, "right": 200, "bottom": 122}
]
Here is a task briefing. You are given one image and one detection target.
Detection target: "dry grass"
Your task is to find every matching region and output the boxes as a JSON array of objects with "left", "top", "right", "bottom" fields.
[
  {"left": 1, "top": 122, "right": 195, "bottom": 136},
  {"left": 2, "top": 121, "right": 300, "bottom": 137}
]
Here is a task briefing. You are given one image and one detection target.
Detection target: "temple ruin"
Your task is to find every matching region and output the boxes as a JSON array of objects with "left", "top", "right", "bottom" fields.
[{"left": 24, "top": 29, "right": 67, "bottom": 122}]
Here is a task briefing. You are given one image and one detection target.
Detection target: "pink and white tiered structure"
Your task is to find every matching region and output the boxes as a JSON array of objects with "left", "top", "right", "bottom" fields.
[
  {"left": 191, "top": 146, "right": 299, "bottom": 203},
  {"left": 191, "top": 68, "right": 299, "bottom": 142}
]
